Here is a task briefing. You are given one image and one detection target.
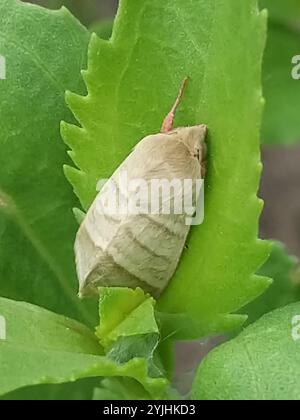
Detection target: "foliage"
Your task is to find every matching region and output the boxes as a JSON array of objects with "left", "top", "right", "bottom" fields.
[
  {"left": 240, "top": 242, "right": 300, "bottom": 325},
  {"left": 62, "top": 0, "right": 271, "bottom": 341},
  {"left": 0, "top": 294, "right": 169, "bottom": 399},
  {"left": 192, "top": 303, "right": 300, "bottom": 400},
  {"left": 0, "top": 0, "right": 298, "bottom": 401}
]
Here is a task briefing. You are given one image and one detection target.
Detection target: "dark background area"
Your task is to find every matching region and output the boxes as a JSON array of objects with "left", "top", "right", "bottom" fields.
[{"left": 261, "top": 147, "right": 300, "bottom": 258}]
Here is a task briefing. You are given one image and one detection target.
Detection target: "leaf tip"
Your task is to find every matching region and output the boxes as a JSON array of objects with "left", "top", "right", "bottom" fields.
[
  {"left": 60, "top": 120, "right": 69, "bottom": 138},
  {"left": 260, "top": 7, "right": 268, "bottom": 21},
  {"left": 90, "top": 31, "right": 101, "bottom": 50},
  {"left": 73, "top": 207, "right": 86, "bottom": 225},
  {"left": 251, "top": 273, "right": 273, "bottom": 298},
  {"left": 212, "top": 313, "right": 249, "bottom": 334}
]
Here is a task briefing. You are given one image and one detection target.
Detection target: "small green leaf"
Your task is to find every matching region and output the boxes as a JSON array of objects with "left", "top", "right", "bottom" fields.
[
  {"left": 0, "top": 297, "right": 168, "bottom": 398},
  {"left": 96, "top": 287, "right": 169, "bottom": 382},
  {"left": 240, "top": 242, "right": 300, "bottom": 324},
  {"left": 192, "top": 303, "right": 300, "bottom": 400},
  {"left": 96, "top": 287, "right": 158, "bottom": 349},
  {"left": 107, "top": 334, "right": 164, "bottom": 378},
  {"left": 63, "top": 0, "right": 271, "bottom": 340}
]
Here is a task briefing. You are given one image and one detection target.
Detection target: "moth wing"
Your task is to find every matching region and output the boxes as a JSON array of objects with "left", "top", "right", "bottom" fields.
[{"left": 75, "top": 131, "right": 198, "bottom": 296}]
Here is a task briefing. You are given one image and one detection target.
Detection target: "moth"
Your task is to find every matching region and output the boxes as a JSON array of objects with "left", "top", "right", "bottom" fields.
[{"left": 75, "top": 78, "right": 207, "bottom": 298}]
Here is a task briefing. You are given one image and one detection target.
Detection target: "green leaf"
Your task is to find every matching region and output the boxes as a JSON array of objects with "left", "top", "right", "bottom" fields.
[
  {"left": 62, "top": 0, "right": 271, "bottom": 340},
  {"left": 0, "top": 0, "right": 96, "bottom": 326},
  {"left": 96, "top": 287, "right": 166, "bottom": 380},
  {"left": 0, "top": 297, "right": 102, "bottom": 354},
  {"left": 3, "top": 379, "right": 100, "bottom": 401},
  {"left": 240, "top": 242, "right": 300, "bottom": 325},
  {"left": 96, "top": 287, "right": 158, "bottom": 349},
  {"left": 0, "top": 297, "right": 168, "bottom": 398},
  {"left": 192, "top": 302, "right": 300, "bottom": 400}
]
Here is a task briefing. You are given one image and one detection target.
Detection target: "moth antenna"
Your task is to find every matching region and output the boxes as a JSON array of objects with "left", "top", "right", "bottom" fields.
[{"left": 161, "top": 76, "right": 189, "bottom": 133}]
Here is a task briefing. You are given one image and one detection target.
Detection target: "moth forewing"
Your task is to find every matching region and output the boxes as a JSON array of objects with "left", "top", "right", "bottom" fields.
[{"left": 75, "top": 79, "right": 208, "bottom": 298}]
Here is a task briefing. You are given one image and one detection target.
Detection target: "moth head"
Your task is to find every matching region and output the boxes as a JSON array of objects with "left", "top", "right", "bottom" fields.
[{"left": 170, "top": 124, "right": 208, "bottom": 163}]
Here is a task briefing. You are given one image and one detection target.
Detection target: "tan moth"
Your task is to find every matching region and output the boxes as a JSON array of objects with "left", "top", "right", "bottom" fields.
[{"left": 75, "top": 78, "right": 207, "bottom": 298}]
